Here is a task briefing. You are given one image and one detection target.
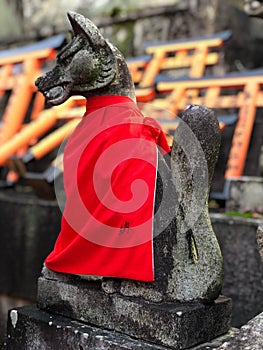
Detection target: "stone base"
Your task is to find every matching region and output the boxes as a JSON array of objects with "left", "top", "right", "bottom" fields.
[
  {"left": 225, "top": 176, "right": 263, "bottom": 212},
  {"left": 0, "top": 294, "right": 31, "bottom": 349},
  {"left": 211, "top": 213, "right": 263, "bottom": 327},
  {"left": 37, "top": 271, "right": 232, "bottom": 349},
  {"left": 0, "top": 189, "right": 60, "bottom": 299},
  {"left": 6, "top": 305, "right": 166, "bottom": 350},
  {"left": 6, "top": 305, "right": 236, "bottom": 350}
]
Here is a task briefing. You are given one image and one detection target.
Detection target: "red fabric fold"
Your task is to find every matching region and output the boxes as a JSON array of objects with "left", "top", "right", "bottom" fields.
[{"left": 45, "top": 96, "right": 170, "bottom": 281}]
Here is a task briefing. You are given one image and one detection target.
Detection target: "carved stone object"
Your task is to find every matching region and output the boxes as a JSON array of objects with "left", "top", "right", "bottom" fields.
[
  {"left": 6, "top": 11, "right": 232, "bottom": 350},
  {"left": 36, "top": 11, "right": 224, "bottom": 303}
]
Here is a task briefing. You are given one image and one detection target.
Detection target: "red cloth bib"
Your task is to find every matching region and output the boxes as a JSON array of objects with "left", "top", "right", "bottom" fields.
[{"left": 45, "top": 96, "right": 170, "bottom": 281}]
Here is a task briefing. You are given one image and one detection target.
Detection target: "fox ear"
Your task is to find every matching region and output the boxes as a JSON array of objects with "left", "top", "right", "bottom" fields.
[
  {"left": 67, "top": 11, "right": 106, "bottom": 47},
  {"left": 66, "top": 11, "right": 117, "bottom": 91}
]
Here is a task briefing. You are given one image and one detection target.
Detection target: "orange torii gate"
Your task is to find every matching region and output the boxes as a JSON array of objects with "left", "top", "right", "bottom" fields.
[
  {"left": 0, "top": 31, "right": 231, "bottom": 171},
  {"left": 3, "top": 97, "right": 86, "bottom": 185},
  {"left": 2, "top": 29, "right": 258, "bottom": 201},
  {"left": 126, "top": 30, "right": 231, "bottom": 102},
  {"left": 151, "top": 69, "right": 263, "bottom": 180},
  {"left": 0, "top": 35, "right": 67, "bottom": 183},
  {"left": 0, "top": 35, "right": 66, "bottom": 146}
]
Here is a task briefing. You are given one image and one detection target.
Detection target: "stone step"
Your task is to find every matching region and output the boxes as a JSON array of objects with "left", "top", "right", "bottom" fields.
[
  {"left": 6, "top": 305, "right": 236, "bottom": 350},
  {"left": 36, "top": 269, "right": 232, "bottom": 349}
]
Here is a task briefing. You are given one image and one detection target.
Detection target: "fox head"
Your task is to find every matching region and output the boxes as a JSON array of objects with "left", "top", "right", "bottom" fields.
[{"left": 35, "top": 12, "right": 136, "bottom": 105}]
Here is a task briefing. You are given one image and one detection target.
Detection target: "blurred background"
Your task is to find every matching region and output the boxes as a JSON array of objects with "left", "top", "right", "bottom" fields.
[
  {"left": 0, "top": 0, "right": 263, "bottom": 347},
  {"left": 2, "top": 0, "right": 263, "bottom": 64}
]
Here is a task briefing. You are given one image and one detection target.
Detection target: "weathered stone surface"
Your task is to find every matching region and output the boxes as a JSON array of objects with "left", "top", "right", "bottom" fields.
[
  {"left": 188, "top": 330, "right": 239, "bottom": 350},
  {"left": 217, "top": 311, "right": 263, "bottom": 350},
  {"left": 169, "top": 105, "right": 223, "bottom": 302},
  {"left": 0, "top": 189, "right": 61, "bottom": 299},
  {"left": 6, "top": 305, "right": 236, "bottom": 350},
  {"left": 8, "top": 304, "right": 262, "bottom": 350},
  {"left": 37, "top": 267, "right": 232, "bottom": 350},
  {"left": 6, "top": 305, "right": 167, "bottom": 350},
  {"left": 211, "top": 213, "right": 263, "bottom": 327},
  {"left": 225, "top": 176, "right": 263, "bottom": 212},
  {"left": 0, "top": 294, "right": 31, "bottom": 349},
  {"left": 0, "top": 189, "right": 61, "bottom": 346},
  {"left": 257, "top": 225, "right": 263, "bottom": 262}
]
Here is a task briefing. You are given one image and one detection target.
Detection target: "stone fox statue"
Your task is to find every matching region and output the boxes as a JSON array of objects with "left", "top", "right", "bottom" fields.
[{"left": 36, "top": 12, "right": 223, "bottom": 302}]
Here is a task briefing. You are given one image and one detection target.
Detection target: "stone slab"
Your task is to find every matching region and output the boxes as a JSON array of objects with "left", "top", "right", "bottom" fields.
[
  {"left": 6, "top": 305, "right": 236, "bottom": 350},
  {"left": 225, "top": 176, "right": 263, "bottom": 212},
  {"left": 6, "top": 305, "right": 167, "bottom": 350},
  {"left": 211, "top": 213, "right": 263, "bottom": 327},
  {"left": 0, "top": 294, "right": 31, "bottom": 349},
  {"left": 217, "top": 311, "right": 263, "bottom": 350},
  {"left": 37, "top": 271, "right": 232, "bottom": 349},
  {"left": 0, "top": 189, "right": 61, "bottom": 300}
]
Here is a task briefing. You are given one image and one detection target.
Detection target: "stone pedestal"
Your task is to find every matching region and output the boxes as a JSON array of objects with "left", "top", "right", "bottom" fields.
[
  {"left": 6, "top": 304, "right": 235, "bottom": 350},
  {"left": 0, "top": 189, "right": 61, "bottom": 299},
  {"left": 6, "top": 305, "right": 167, "bottom": 350},
  {"left": 225, "top": 176, "right": 263, "bottom": 213},
  {"left": 0, "top": 189, "right": 61, "bottom": 348},
  {"left": 28, "top": 268, "right": 231, "bottom": 350},
  {"left": 5, "top": 268, "right": 232, "bottom": 350},
  {"left": 211, "top": 214, "right": 263, "bottom": 327}
]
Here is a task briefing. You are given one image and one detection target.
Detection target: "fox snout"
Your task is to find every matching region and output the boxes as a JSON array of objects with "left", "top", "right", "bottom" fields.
[
  {"left": 35, "top": 73, "right": 52, "bottom": 92},
  {"left": 35, "top": 76, "right": 41, "bottom": 87},
  {"left": 35, "top": 69, "right": 72, "bottom": 106},
  {"left": 35, "top": 75, "right": 44, "bottom": 90}
]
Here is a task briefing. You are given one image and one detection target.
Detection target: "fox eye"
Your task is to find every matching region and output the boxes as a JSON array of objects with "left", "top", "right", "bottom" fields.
[
  {"left": 57, "top": 53, "right": 72, "bottom": 66},
  {"left": 57, "top": 35, "right": 85, "bottom": 66},
  {"left": 62, "top": 55, "right": 72, "bottom": 66}
]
